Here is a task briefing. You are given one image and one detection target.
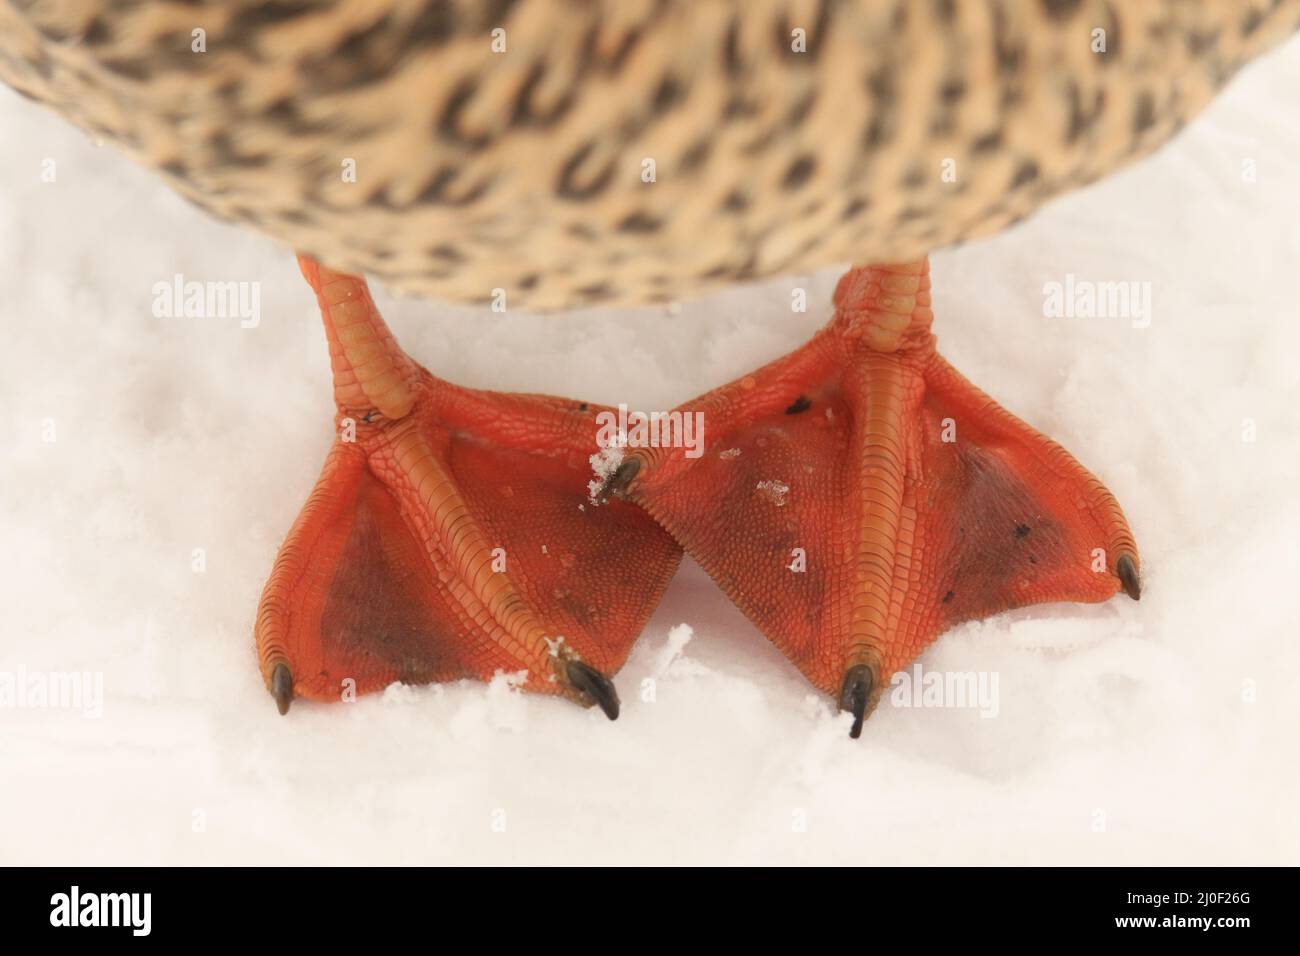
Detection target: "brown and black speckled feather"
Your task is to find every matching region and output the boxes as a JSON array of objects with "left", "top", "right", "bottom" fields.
[{"left": 2, "top": 0, "right": 1297, "bottom": 309}]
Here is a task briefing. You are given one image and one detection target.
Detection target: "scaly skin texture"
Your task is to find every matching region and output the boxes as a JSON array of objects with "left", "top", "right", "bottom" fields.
[
  {"left": 255, "top": 257, "right": 683, "bottom": 715},
  {"left": 614, "top": 259, "right": 1138, "bottom": 734}
]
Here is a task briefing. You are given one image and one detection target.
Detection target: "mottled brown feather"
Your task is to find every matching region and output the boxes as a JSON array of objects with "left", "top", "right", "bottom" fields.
[{"left": 2, "top": 0, "right": 1296, "bottom": 308}]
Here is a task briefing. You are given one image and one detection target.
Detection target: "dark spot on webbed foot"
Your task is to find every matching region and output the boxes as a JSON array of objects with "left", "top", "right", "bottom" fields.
[
  {"left": 785, "top": 396, "right": 812, "bottom": 415},
  {"left": 1014, "top": 524, "right": 1031, "bottom": 538}
]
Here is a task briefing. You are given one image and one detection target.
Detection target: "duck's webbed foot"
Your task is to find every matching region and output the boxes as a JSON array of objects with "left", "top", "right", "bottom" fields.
[
  {"left": 612, "top": 259, "right": 1140, "bottom": 736},
  {"left": 255, "top": 257, "right": 682, "bottom": 717}
]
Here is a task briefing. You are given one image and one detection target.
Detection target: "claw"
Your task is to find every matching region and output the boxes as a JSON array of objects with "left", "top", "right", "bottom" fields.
[
  {"left": 1116, "top": 553, "right": 1141, "bottom": 601},
  {"left": 839, "top": 664, "right": 873, "bottom": 739},
  {"left": 271, "top": 662, "right": 294, "bottom": 716},
  {"left": 601, "top": 457, "right": 640, "bottom": 499},
  {"left": 566, "top": 659, "right": 620, "bottom": 720}
]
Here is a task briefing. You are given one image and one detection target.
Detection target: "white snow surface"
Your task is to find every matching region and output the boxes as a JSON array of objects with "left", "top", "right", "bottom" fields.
[{"left": 2, "top": 39, "right": 1299, "bottom": 866}]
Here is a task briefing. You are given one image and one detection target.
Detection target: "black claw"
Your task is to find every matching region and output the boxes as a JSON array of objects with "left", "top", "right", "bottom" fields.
[
  {"left": 271, "top": 663, "right": 293, "bottom": 716},
  {"left": 839, "top": 664, "right": 873, "bottom": 739},
  {"left": 566, "top": 660, "right": 620, "bottom": 720},
  {"left": 1116, "top": 554, "right": 1141, "bottom": 601},
  {"left": 601, "top": 457, "right": 640, "bottom": 498}
]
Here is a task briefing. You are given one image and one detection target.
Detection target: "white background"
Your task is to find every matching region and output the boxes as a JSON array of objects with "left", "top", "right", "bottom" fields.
[{"left": 1, "top": 37, "right": 1297, "bottom": 865}]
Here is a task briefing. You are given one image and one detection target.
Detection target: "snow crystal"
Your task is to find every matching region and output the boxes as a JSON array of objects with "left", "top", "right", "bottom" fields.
[
  {"left": 587, "top": 443, "right": 625, "bottom": 504},
  {"left": 755, "top": 479, "right": 790, "bottom": 507},
  {"left": 651, "top": 623, "right": 695, "bottom": 676}
]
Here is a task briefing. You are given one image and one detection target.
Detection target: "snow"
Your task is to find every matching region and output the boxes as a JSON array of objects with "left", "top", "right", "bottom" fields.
[
  {"left": 586, "top": 442, "right": 625, "bottom": 504},
  {"left": 2, "top": 38, "right": 1299, "bottom": 865}
]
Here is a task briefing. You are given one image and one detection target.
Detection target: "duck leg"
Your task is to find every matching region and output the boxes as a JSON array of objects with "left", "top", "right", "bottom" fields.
[
  {"left": 608, "top": 259, "right": 1139, "bottom": 737},
  {"left": 255, "top": 256, "right": 682, "bottom": 717}
]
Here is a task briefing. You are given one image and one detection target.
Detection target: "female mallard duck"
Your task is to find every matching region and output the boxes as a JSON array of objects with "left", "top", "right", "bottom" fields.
[{"left": 3, "top": 0, "right": 1296, "bottom": 734}]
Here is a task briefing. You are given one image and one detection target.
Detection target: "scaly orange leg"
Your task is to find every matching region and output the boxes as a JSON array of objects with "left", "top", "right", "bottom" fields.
[
  {"left": 606, "top": 259, "right": 1139, "bottom": 737},
  {"left": 255, "top": 256, "right": 682, "bottom": 717}
]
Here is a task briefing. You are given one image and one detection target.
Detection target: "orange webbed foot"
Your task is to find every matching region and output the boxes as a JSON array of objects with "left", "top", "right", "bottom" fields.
[
  {"left": 613, "top": 259, "right": 1140, "bottom": 737},
  {"left": 254, "top": 256, "right": 682, "bottom": 717}
]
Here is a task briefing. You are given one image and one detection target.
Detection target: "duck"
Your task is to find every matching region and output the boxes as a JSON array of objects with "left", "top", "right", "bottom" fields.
[{"left": 3, "top": 0, "right": 1296, "bottom": 736}]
